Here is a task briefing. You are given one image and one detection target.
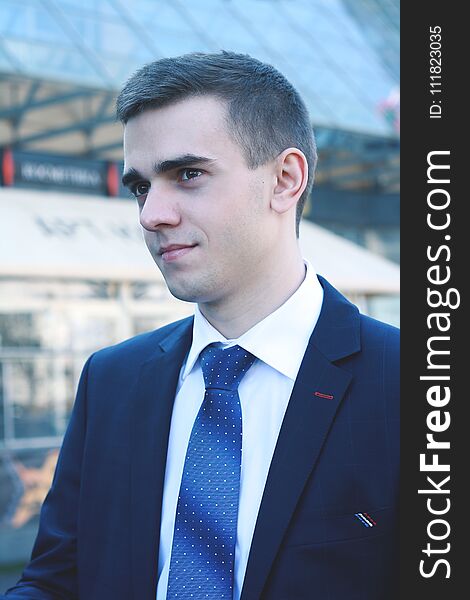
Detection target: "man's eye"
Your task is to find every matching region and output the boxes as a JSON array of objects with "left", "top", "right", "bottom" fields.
[
  {"left": 132, "top": 182, "right": 149, "bottom": 197},
  {"left": 178, "top": 168, "right": 203, "bottom": 182}
]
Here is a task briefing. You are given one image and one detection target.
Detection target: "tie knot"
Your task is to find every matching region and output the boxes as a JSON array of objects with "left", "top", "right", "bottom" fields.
[{"left": 200, "top": 344, "right": 256, "bottom": 391}]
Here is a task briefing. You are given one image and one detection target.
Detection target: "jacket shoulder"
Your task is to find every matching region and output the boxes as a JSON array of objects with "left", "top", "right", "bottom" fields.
[
  {"left": 357, "top": 313, "right": 399, "bottom": 378},
  {"left": 360, "top": 313, "right": 399, "bottom": 349}
]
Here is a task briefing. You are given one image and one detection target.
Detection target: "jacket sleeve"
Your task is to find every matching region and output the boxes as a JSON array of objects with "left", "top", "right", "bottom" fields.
[{"left": 1, "top": 355, "right": 93, "bottom": 599}]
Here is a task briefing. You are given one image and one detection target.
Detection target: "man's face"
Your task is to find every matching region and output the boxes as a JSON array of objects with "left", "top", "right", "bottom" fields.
[{"left": 123, "top": 95, "right": 277, "bottom": 306}]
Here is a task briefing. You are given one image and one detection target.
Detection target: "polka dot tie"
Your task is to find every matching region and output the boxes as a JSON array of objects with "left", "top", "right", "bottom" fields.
[{"left": 167, "top": 344, "right": 256, "bottom": 599}]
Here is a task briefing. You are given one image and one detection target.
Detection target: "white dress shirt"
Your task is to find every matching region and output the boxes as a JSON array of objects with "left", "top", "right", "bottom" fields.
[{"left": 156, "top": 260, "right": 324, "bottom": 600}]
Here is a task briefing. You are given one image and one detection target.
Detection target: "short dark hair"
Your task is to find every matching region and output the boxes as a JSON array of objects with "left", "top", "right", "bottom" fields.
[{"left": 116, "top": 51, "right": 317, "bottom": 236}]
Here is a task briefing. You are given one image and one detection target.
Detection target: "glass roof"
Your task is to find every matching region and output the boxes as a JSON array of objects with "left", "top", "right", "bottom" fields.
[{"left": 0, "top": 0, "right": 399, "bottom": 137}]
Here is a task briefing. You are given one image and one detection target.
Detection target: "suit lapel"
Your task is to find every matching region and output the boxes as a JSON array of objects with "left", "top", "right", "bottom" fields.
[
  {"left": 241, "top": 277, "right": 361, "bottom": 600},
  {"left": 130, "top": 319, "right": 193, "bottom": 600}
]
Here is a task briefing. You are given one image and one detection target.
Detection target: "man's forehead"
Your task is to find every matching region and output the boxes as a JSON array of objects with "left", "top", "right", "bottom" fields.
[{"left": 125, "top": 95, "right": 229, "bottom": 130}]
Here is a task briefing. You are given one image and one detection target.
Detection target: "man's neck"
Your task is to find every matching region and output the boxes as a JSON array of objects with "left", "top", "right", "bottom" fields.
[{"left": 198, "top": 252, "right": 306, "bottom": 340}]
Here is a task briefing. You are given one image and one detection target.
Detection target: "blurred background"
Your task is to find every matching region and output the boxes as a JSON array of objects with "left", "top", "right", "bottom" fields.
[{"left": 0, "top": 0, "right": 399, "bottom": 588}]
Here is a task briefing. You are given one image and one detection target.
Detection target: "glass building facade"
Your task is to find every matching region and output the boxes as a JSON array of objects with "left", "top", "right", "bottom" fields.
[{"left": 1, "top": 0, "right": 398, "bottom": 135}]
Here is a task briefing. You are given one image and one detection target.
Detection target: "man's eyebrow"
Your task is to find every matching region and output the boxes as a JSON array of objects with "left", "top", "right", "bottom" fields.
[{"left": 121, "top": 154, "right": 216, "bottom": 187}]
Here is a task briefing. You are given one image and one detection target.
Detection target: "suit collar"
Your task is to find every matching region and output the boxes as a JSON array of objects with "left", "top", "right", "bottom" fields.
[
  {"left": 155, "top": 274, "right": 361, "bottom": 362},
  {"left": 311, "top": 275, "right": 361, "bottom": 361},
  {"left": 158, "top": 316, "right": 194, "bottom": 353},
  {"left": 156, "top": 274, "right": 359, "bottom": 367}
]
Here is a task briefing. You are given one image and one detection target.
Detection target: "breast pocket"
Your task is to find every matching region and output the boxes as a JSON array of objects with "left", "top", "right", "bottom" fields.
[{"left": 283, "top": 505, "right": 396, "bottom": 547}]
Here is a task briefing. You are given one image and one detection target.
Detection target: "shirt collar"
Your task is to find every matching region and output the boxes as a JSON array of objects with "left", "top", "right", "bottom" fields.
[{"left": 181, "top": 260, "right": 324, "bottom": 381}]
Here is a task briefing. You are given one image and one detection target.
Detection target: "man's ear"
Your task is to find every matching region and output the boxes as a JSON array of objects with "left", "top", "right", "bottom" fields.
[{"left": 271, "top": 147, "right": 309, "bottom": 215}]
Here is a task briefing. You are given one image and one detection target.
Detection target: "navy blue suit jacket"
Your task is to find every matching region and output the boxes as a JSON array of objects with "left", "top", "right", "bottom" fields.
[{"left": 3, "top": 277, "right": 399, "bottom": 599}]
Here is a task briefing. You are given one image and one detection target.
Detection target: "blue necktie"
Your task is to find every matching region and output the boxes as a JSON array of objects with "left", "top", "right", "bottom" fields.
[{"left": 167, "top": 344, "right": 256, "bottom": 599}]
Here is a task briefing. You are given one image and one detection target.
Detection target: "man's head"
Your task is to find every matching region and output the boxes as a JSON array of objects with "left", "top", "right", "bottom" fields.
[
  {"left": 118, "top": 51, "right": 317, "bottom": 310},
  {"left": 117, "top": 51, "right": 317, "bottom": 236}
]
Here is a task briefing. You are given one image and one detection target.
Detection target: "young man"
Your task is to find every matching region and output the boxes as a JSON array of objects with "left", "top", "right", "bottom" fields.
[{"left": 3, "top": 52, "right": 399, "bottom": 600}]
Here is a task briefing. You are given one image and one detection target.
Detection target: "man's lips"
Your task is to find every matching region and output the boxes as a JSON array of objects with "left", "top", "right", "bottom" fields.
[{"left": 159, "top": 244, "right": 197, "bottom": 262}]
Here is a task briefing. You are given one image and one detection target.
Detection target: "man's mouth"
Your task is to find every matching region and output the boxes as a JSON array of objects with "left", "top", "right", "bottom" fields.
[{"left": 159, "top": 244, "right": 197, "bottom": 262}]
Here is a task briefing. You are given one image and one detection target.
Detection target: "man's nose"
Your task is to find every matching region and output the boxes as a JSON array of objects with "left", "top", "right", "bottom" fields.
[{"left": 139, "top": 187, "right": 181, "bottom": 231}]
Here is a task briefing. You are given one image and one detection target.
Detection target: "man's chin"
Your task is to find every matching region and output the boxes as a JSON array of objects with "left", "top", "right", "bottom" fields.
[
  {"left": 164, "top": 276, "right": 220, "bottom": 305},
  {"left": 164, "top": 279, "right": 200, "bottom": 304},
  {"left": 167, "top": 288, "right": 198, "bottom": 304}
]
